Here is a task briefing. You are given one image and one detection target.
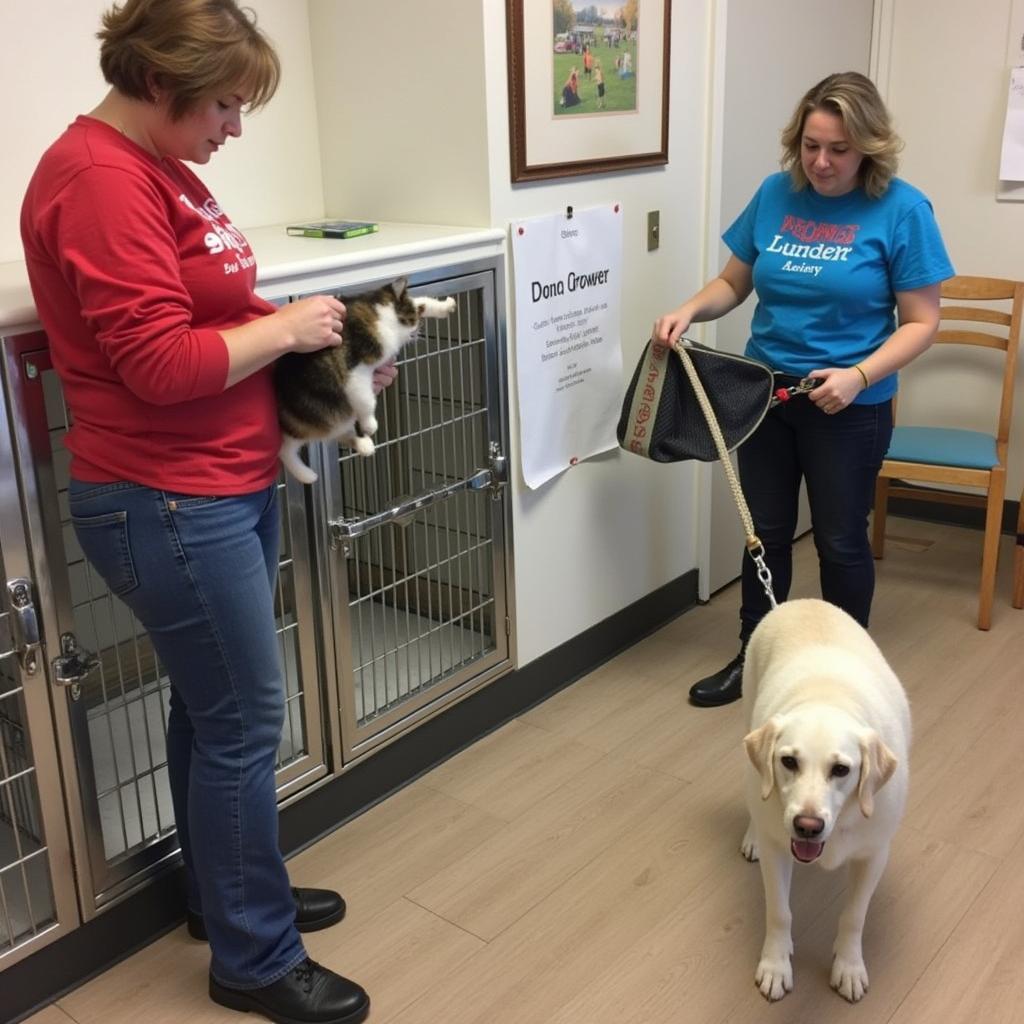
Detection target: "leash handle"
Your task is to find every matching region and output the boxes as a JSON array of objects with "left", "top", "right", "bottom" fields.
[{"left": 771, "top": 376, "right": 824, "bottom": 407}]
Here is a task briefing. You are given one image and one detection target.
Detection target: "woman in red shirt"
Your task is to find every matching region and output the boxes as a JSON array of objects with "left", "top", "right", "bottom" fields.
[{"left": 21, "top": 2, "right": 376, "bottom": 1022}]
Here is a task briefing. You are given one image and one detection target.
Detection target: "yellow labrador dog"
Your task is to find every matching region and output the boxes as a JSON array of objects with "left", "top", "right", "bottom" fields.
[{"left": 741, "top": 598, "right": 910, "bottom": 1003}]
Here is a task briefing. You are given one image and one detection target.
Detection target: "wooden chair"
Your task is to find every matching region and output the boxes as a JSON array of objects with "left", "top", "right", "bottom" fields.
[
  {"left": 1014, "top": 487, "right": 1024, "bottom": 611},
  {"left": 872, "top": 275, "right": 1023, "bottom": 630}
]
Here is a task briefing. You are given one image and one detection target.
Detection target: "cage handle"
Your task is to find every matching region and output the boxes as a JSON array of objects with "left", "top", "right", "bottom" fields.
[{"left": 329, "top": 445, "right": 507, "bottom": 543}]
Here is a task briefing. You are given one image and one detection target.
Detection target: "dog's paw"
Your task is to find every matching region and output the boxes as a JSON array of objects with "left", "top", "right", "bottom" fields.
[
  {"left": 740, "top": 824, "right": 759, "bottom": 862},
  {"left": 755, "top": 955, "right": 793, "bottom": 1001},
  {"left": 353, "top": 436, "right": 376, "bottom": 457},
  {"left": 831, "top": 955, "right": 869, "bottom": 1002}
]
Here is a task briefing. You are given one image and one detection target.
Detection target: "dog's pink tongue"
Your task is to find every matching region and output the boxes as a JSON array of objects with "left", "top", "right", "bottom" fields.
[{"left": 791, "top": 839, "right": 824, "bottom": 863}]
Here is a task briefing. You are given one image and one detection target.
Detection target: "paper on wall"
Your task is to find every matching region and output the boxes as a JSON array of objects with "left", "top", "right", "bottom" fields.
[
  {"left": 999, "top": 66, "right": 1024, "bottom": 181},
  {"left": 510, "top": 205, "right": 624, "bottom": 489}
]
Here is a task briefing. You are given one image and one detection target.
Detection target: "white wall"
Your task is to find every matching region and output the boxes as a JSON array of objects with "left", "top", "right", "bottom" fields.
[
  {"left": 479, "top": 0, "right": 708, "bottom": 665},
  {"left": 307, "top": 0, "right": 492, "bottom": 227},
  {"left": 0, "top": 0, "right": 324, "bottom": 264},
  {"left": 878, "top": 0, "right": 1024, "bottom": 498}
]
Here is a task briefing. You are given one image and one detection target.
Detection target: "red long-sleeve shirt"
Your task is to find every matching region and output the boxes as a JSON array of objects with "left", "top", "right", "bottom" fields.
[{"left": 20, "top": 115, "right": 280, "bottom": 494}]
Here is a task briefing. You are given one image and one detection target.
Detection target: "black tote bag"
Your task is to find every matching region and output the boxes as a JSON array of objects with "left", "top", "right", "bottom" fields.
[{"left": 617, "top": 339, "right": 776, "bottom": 463}]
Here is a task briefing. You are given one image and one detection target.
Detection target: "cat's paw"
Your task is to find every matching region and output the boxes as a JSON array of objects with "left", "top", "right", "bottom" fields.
[
  {"left": 288, "top": 464, "right": 319, "bottom": 484},
  {"left": 362, "top": 414, "right": 378, "bottom": 436},
  {"left": 442, "top": 297, "right": 457, "bottom": 314},
  {"left": 353, "top": 436, "right": 376, "bottom": 456}
]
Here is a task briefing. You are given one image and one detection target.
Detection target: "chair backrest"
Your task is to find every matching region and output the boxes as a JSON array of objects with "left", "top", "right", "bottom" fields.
[{"left": 933, "top": 275, "right": 1024, "bottom": 451}]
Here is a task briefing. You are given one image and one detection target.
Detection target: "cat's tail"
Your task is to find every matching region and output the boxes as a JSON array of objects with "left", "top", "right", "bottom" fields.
[{"left": 279, "top": 434, "right": 318, "bottom": 484}]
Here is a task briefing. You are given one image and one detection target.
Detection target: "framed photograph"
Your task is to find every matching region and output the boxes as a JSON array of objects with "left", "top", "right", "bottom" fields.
[{"left": 506, "top": 0, "right": 671, "bottom": 183}]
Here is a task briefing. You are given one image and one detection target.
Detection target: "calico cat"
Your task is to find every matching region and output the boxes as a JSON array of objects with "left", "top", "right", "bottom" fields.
[{"left": 274, "top": 277, "right": 456, "bottom": 483}]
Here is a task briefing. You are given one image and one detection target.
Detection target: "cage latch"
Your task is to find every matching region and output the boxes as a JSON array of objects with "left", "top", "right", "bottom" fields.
[
  {"left": 6, "top": 577, "right": 41, "bottom": 676},
  {"left": 52, "top": 632, "right": 99, "bottom": 700},
  {"left": 329, "top": 444, "right": 508, "bottom": 547},
  {"left": 484, "top": 442, "right": 507, "bottom": 499}
]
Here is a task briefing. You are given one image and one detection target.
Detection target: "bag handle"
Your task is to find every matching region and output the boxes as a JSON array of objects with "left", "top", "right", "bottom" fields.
[{"left": 673, "top": 340, "right": 778, "bottom": 609}]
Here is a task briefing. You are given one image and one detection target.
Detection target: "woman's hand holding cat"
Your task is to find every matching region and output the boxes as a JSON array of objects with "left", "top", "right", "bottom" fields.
[
  {"left": 221, "top": 295, "right": 347, "bottom": 387},
  {"left": 372, "top": 360, "right": 398, "bottom": 394},
  {"left": 277, "top": 295, "right": 347, "bottom": 352}
]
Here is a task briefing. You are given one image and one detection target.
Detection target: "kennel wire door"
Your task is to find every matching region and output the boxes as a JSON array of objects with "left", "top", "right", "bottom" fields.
[
  {"left": 0, "top": 331, "right": 327, "bottom": 914},
  {"left": 316, "top": 268, "right": 512, "bottom": 761},
  {"left": 0, "top": 347, "right": 80, "bottom": 966}
]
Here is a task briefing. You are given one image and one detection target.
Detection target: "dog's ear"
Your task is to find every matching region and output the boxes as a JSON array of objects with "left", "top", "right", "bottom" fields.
[
  {"left": 857, "top": 731, "right": 898, "bottom": 818},
  {"left": 744, "top": 717, "right": 782, "bottom": 800}
]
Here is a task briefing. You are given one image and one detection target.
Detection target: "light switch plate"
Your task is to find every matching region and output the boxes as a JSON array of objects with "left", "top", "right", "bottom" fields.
[{"left": 647, "top": 210, "right": 660, "bottom": 251}]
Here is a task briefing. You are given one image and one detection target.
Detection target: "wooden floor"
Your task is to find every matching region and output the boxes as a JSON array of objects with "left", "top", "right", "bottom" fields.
[{"left": 26, "top": 517, "right": 1024, "bottom": 1024}]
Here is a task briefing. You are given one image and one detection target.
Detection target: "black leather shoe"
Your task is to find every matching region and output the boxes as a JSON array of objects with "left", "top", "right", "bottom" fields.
[
  {"left": 688, "top": 652, "right": 744, "bottom": 707},
  {"left": 210, "top": 958, "right": 369, "bottom": 1024},
  {"left": 188, "top": 887, "right": 346, "bottom": 941}
]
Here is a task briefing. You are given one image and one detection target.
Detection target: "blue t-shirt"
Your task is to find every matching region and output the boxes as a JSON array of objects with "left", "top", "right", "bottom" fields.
[{"left": 722, "top": 172, "right": 954, "bottom": 403}]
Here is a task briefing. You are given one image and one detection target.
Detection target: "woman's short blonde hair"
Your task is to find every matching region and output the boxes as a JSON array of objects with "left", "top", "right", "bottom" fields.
[
  {"left": 780, "top": 72, "right": 903, "bottom": 199},
  {"left": 98, "top": 0, "right": 280, "bottom": 120}
]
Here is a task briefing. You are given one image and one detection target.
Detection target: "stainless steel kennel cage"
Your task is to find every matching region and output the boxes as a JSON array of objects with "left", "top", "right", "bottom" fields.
[{"left": 0, "top": 256, "right": 512, "bottom": 969}]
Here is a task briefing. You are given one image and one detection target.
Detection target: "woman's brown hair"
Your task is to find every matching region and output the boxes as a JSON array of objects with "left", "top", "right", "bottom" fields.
[
  {"left": 98, "top": 0, "right": 280, "bottom": 119},
  {"left": 780, "top": 72, "right": 903, "bottom": 199}
]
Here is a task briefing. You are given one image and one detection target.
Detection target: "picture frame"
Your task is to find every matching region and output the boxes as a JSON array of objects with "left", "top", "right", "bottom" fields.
[{"left": 506, "top": 0, "right": 671, "bottom": 183}]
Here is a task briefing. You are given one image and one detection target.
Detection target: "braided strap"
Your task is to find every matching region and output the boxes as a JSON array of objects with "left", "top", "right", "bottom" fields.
[{"left": 672, "top": 340, "right": 777, "bottom": 607}]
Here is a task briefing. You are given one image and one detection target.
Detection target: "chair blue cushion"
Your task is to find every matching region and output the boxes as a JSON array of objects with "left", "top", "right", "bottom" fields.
[{"left": 885, "top": 426, "right": 998, "bottom": 470}]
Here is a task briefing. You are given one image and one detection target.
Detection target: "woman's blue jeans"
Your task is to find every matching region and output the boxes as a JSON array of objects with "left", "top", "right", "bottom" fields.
[
  {"left": 68, "top": 480, "right": 306, "bottom": 988},
  {"left": 736, "top": 396, "right": 894, "bottom": 645}
]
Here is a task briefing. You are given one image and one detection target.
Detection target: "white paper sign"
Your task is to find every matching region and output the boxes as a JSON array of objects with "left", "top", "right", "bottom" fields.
[
  {"left": 999, "top": 66, "right": 1024, "bottom": 181},
  {"left": 511, "top": 205, "right": 624, "bottom": 489}
]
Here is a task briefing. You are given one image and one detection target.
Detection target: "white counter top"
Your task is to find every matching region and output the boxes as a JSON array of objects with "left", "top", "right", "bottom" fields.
[{"left": 0, "top": 221, "right": 506, "bottom": 335}]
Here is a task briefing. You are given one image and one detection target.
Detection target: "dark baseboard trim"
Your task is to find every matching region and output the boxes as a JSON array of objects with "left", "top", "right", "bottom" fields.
[
  {"left": 5, "top": 568, "right": 699, "bottom": 1024},
  {"left": 885, "top": 485, "right": 1018, "bottom": 535}
]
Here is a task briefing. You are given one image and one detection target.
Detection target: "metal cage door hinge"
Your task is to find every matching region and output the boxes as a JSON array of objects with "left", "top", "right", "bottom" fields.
[{"left": 6, "top": 578, "right": 41, "bottom": 676}]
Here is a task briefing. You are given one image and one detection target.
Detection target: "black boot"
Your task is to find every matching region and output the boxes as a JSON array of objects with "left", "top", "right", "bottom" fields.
[
  {"left": 188, "top": 887, "right": 346, "bottom": 941},
  {"left": 688, "top": 651, "right": 744, "bottom": 707},
  {"left": 210, "top": 958, "right": 369, "bottom": 1024}
]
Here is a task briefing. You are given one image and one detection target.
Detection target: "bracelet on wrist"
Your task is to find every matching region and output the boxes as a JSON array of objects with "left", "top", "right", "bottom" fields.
[{"left": 852, "top": 363, "right": 869, "bottom": 389}]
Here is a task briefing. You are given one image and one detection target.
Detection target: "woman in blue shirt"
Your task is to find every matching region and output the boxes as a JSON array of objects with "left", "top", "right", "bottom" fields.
[{"left": 654, "top": 71, "right": 953, "bottom": 707}]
